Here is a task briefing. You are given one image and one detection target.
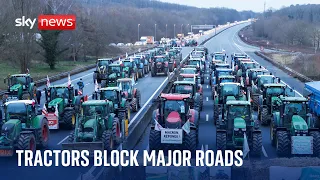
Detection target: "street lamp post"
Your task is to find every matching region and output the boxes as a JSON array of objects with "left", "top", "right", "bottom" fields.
[
  {"left": 154, "top": 24, "right": 157, "bottom": 41},
  {"left": 166, "top": 24, "right": 167, "bottom": 38},
  {"left": 174, "top": 24, "right": 176, "bottom": 38},
  {"left": 138, "top": 24, "right": 140, "bottom": 41},
  {"left": 180, "top": 24, "right": 183, "bottom": 34},
  {"left": 186, "top": 24, "right": 189, "bottom": 34}
]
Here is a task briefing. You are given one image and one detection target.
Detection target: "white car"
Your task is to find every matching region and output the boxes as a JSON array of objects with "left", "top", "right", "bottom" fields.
[
  {"left": 125, "top": 43, "right": 133, "bottom": 46},
  {"left": 109, "top": 43, "right": 116, "bottom": 46},
  {"left": 117, "top": 43, "right": 124, "bottom": 46},
  {"left": 134, "top": 41, "right": 143, "bottom": 46}
]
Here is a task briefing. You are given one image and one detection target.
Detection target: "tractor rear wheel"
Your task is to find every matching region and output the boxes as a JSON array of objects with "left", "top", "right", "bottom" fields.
[
  {"left": 102, "top": 131, "right": 115, "bottom": 151},
  {"left": 131, "top": 98, "right": 138, "bottom": 112},
  {"left": 68, "top": 132, "right": 75, "bottom": 143},
  {"left": 149, "top": 129, "right": 161, "bottom": 151},
  {"left": 136, "top": 90, "right": 141, "bottom": 108},
  {"left": 252, "top": 96, "right": 259, "bottom": 111},
  {"left": 276, "top": 131, "right": 290, "bottom": 157},
  {"left": 216, "top": 132, "right": 227, "bottom": 151},
  {"left": 251, "top": 132, "right": 262, "bottom": 157},
  {"left": 63, "top": 110, "right": 76, "bottom": 130},
  {"left": 101, "top": 80, "right": 107, "bottom": 88},
  {"left": 17, "top": 133, "right": 36, "bottom": 153},
  {"left": 310, "top": 131, "right": 320, "bottom": 157},
  {"left": 37, "top": 118, "right": 49, "bottom": 148},
  {"left": 183, "top": 130, "right": 198, "bottom": 153},
  {"left": 22, "top": 93, "right": 31, "bottom": 100},
  {"left": 199, "top": 95, "right": 203, "bottom": 111},
  {"left": 112, "top": 118, "right": 122, "bottom": 144},
  {"left": 261, "top": 108, "right": 269, "bottom": 126},
  {"left": 214, "top": 106, "right": 220, "bottom": 125}
]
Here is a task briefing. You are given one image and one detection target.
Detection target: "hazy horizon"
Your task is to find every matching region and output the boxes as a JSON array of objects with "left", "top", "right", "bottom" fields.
[{"left": 158, "top": 0, "right": 320, "bottom": 12}]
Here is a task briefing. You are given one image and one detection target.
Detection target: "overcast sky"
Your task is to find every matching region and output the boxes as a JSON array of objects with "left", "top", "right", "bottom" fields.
[{"left": 159, "top": 0, "right": 320, "bottom": 12}]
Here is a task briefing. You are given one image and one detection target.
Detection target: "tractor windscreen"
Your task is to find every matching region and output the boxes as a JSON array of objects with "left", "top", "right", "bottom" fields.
[
  {"left": 6, "top": 103, "right": 27, "bottom": 116},
  {"left": 222, "top": 84, "right": 239, "bottom": 96},
  {"left": 217, "top": 70, "right": 232, "bottom": 76},
  {"left": 183, "top": 78, "right": 195, "bottom": 82},
  {"left": 10, "top": 76, "right": 26, "bottom": 85},
  {"left": 155, "top": 58, "right": 164, "bottom": 62},
  {"left": 120, "top": 81, "right": 131, "bottom": 92},
  {"left": 109, "top": 66, "right": 121, "bottom": 73},
  {"left": 188, "top": 61, "right": 200, "bottom": 66},
  {"left": 123, "top": 61, "right": 132, "bottom": 67},
  {"left": 284, "top": 102, "right": 307, "bottom": 116},
  {"left": 243, "top": 63, "right": 258, "bottom": 69},
  {"left": 164, "top": 100, "right": 186, "bottom": 117},
  {"left": 266, "top": 87, "right": 285, "bottom": 96},
  {"left": 214, "top": 54, "right": 225, "bottom": 60},
  {"left": 50, "top": 87, "right": 68, "bottom": 99},
  {"left": 220, "top": 78, "right": 234, "bottom": 83},
  {"left": 228, "top": 105, "right": 250, "bottom": 120},
  {"left": 83, "top": 105, "right": 104, "bottom": 117},
  {"left": 174, "top": 85, "right": 193, "bottom": 94},
  {"left": 102, "top": 90, "right": 117, "bottom": 102},
  {"left": 98, "top": 61, "right": 109, "bottom": 67},
  {"left": 181, "top": 69, "right": 196, "bottom": 74},
  {"left": 259, "top": 76, "right": 274, "bottom": 84}
]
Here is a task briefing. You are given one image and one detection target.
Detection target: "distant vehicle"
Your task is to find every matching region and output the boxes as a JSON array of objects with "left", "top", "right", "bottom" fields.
[
  {"left": 140, "top": 36, "right": 154, "bottom": 44},
  {"left": 117, "top": 43, "right": 124, "bottom": 47},
  {"left": 177, "top": 34, "right": 184, "bottom": 39},
  {"left": 134, "top": 41, "right": 143, "bottom": 46},
  {"left": 109, "top": 43, "right": 116, "bottom": 46},
  {"left": 125, "top": 43, "right": 133, "bottom": 46},
  {"left": 199, "top": 30, "right": 203, "bottom": 35}
]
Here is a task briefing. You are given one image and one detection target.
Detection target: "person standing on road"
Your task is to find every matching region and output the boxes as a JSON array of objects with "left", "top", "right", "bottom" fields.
[{"left": 77, "top": 78, "right": 84, "bottom": 95}]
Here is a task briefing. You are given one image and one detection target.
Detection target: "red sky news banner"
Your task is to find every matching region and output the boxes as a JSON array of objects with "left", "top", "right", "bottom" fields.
[{"left": 15, "top": 15, "right": 76, "bottom": 30}]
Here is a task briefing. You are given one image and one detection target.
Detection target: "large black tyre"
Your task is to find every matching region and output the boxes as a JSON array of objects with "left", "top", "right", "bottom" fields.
[
  {"left": 214, "top": 106, "right": 220, "bottom": 125},
  {"left": 131, "top": 98, "right": 138, "bottom": 112},
  {"left": 251, "top": 132, "right": 262, "bottom": 157},
  {"left": 2, "top": 95, "right": 7, "bottom": 104},
  {"left": 310, "top": 131, "right": 320, "bottom": 157},
  {"left": 149, "top": 129, "right": 161, "bottom": 151},
  {"left": 22, "top": 93, "right": 31, "bottom": 100},
  {"left": 252, "top": 95, "right": 259, "bottom": 111},
  {"left": 138, "top": 70, "right": 143, "bottom": 78},
  {"left": 68, "top": 132, "right": 75, "bottom": 143},
  {"left": 36, "top": 118, "right": 50, "bottom": 148},
  {"left": 112, "top": 118, "right": 121, "bottom": 144},
  {"left": 276, "top": 131, "right": 290, "bottom": 157},
  {"left": 102, "top": 131, "right": 115, "bottom": 151},
  {"left": 260, "top": 108, "right": 269, "bottom": 126},
  {"left": 216, "top": 132, "right": 227, "bottom": 151},
  {"left": 183, "top": 130, "right": 198, "bottom": 153},
  {"left": 63, "top": 110, "right": 76, "bottom": 130},
  {"left": 135, "top": 90, "right": 141, "bottom": 108},
  {"left": 151, "top": 69, "right": 156, "bottom": 77},
  {"left": 17, "top": 133, "right": 36, "bottom": 153},
  {"left": 201, "top": 78, "right": 204, "bottom": 84},
  {"left": 101, "top": 80, "right": 107, "bottom": 88}
]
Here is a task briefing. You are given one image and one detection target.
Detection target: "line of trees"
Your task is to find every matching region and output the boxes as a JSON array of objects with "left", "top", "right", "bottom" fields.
[
  {"left": 252, "top": 4, "right": 320, "bottom": 50},
  {"left": 0, "top": 0, "right": 256, "bottom": 71}
]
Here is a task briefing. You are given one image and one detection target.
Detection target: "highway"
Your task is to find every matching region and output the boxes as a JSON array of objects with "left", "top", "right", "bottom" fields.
[{"left": 1, "top": 21, "right": 306, "bottom": 180}]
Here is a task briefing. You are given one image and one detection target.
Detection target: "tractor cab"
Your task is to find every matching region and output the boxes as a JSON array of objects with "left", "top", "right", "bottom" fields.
[
  {"left": 172, "top": 81, "right": 196, "bottom": 95},
  {"left": 237, "top": 61, "right": 260, "bottom": 78},
  {"left": 95, "top": 59, "right": 113, "bottom": 74},
  {"left": 107, "top": 64, "right": 124, "bottom": 87},
  {"left": 231, "top": 53, "right": 248, "bottom": 62},
  {"left": 98, "top": 87, "right": 122, "bottom": 104},
  {"left": 45, "top": 85, "right": 76, "bottom": 105},
  {"left": 117, "top": 78, "right": 134, "bottom": 98},
  {"left": 179, "top": 74, "right": 202, "bottom": 94},
  {"left": 212, "top": 52, "right": 227, "bottom": 62},
  {"left": 122, "top": 59, "right": 137, "bottom": 72},
  {"left": 216, "top": 82, "right": 243, "bottom": 104},
  {"left": 246, "top": 68, "right": 268, "bottom": 86},
  {"left": 3, "top": 100, "right": 38, "bottom": 125},
  {"left": 234, "top": 58, "right": 251, "bottom": 72},
  {"left": 3, "top": 74, "right": 36, "bottom": 102},
  {"left": 211, "top": 68, "right": 233, "bottom": 86}
]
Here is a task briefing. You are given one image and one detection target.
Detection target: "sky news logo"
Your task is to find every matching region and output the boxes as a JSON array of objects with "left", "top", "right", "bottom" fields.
[{"left": 15, "top": 15, "right": 76, "bottom": 30}]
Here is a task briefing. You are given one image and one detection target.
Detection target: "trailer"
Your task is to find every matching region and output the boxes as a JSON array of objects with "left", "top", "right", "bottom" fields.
[{"left": 304, "top": 81, "right": 320, "bottom": 127}]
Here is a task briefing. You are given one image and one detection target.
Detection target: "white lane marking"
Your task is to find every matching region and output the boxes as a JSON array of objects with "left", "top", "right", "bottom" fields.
[
  {"left": 145, "top": 75, "right": 148, "bottom": 77},
  {"left": 232, "top": 33, "right": 303, "bottom": 97},
  {"left": 207, "top": 85, "right": 209, "bottom": 89},
  {"left": 57, "top": 136, "right": 69, "bottom": 145},
  {"left": 206, "top": 114, "right": 209, "bottom": 122},
  {"left": 207, "top": 77, "right": 208, "bottom": 80},
  {"left": 262, "top": 146, "right": 268, "bottom": 157},
  {"left": 206, "top": 97, "right": 208, "bottom": 101}
]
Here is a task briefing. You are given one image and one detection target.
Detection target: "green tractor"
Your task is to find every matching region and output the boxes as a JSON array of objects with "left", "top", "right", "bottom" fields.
[
  {"left": 213, "top": 82, "right": 248, "bottom": 125},
  {"left": 43, "top": 84, "right": 85, "bottom": 130},
  {"left": 257, "top": 83, "right": 295, "bottom": 125},
  {"left": 92, "top": 87, "right": 130, "bottom": 122},
  {"left": 122, "top": 59, "right": 139, "bottom": 82},
  {"left": 93, "top": 58, "right": 114, "bottom": 83},
  {"left": 62, "top": 100, "right": 122, "bottom": 152},
  {"left": 3, "top": 74, "right": 39, "bottom": 103},
  {"left": 216, "top": 100, "right": 262, "bottom": 156},
  {"left": 0, "top": 100, "right": 49, "bottom": 156},
  {"left": 271, "top": 96, "right": 320, "bottom": 157},
  {"left": 117, "top": 78, "right": 141, "bottom": 112},
  {"left": 103, "top": 64, "right": 126, "bottom": 88}
]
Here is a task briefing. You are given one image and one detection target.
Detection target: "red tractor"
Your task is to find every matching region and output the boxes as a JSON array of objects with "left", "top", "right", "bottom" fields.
[{"left": 149, "top": 93, "right": 199, "bottom": 152}]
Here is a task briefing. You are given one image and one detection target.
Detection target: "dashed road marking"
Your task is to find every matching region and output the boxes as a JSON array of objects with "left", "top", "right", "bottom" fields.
[
  {"left": 262, "top": 146, "right": 268, "bottom": 157},
  {"left": 57, "top": 136, "right": 69, "bottom": 145},
  {"left": 207, "top": 77, "right": 208, "bottom": 80},
  {"left": 207, "top": 85, "right": 209, "bottom": 89},
  {"left": 206, "top": 97, "right": 208, "bottom": 101},
  {"left": 206, "top": 114, "right": 209, "bottom": 121}
]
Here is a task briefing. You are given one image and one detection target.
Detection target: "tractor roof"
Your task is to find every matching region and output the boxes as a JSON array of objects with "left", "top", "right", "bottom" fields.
[
  {"left": 212, "top": 60, "right": 224, "bottom": 63},
  {"left": 160, "top": 93, "right": 190, "bottom": 100},
  {"left": 98, "top": 58, "right": 113, "bottom": 61},
  {"left": 216, "top": 68, "right": 232, "bottom": 72},
  {"left": 5, "top": 100, "right": 36, "bottom": 106},
  {"left": 49, "top": 84, "right": 73, "bottom": 88},
  {"left": 82, "top": 100, "right": 108, "bottom": 106},
  {"left": 109, "top": 64, "right": 121, "bottom": 67},
  {"left": 257, "top": 74, "right": 274, "bottom": 78},
  {"left": 184, "top": 65, "right": 197, "bottom": 68},
  {"left": 233, "top": 53, "right": 247, "bottom": 57},
  {"left": 280, "top": 96, "right": 308, "bottom": 102},
  {"left": 219, "top": 75, "right": 235, "bottom": 79},
  {"left": 173, "top": 81, "right": 195, "bottom": 85},
  {"left": 263, "top": 83, "right": 286, "bottom": 88},
  {"left": 117, "top": 78, "right": 133, "bottom": 82},
  {"left": 189, "top": 58, "right": 202, "bottom": 61},
  {"left": 100, "top": 87, "right": 120, "bottom": 91},
  {"left": 214, "top": 52, "right": 224, "bottom": 55},
  {"left": 220, "top": 82, "right": 240, "bottom": 86},
  {"left": 226, "top": 100, "right": 251, "bottom": 106},
  {"left": 241, "top": 61, "right": 256, "bottom": 64},
  {"left": 180, "top": 74, "right": 198, "bottom": 78},
  {"left": 249, "top": 68, "right": 267, "bottom": 72},
  {"left": 155, "top": 55, "right": 166, "bottom": 58},
  {"left": 181, "top": 68, "right": 197, "bottom": 71},
  {"left": 216, "top": 63, "right": 229, "bottom": 67},
  {"left": 11, "top": 74, "right": 29, "bottom": 77},
  {"left": 238, "top": 58, "right": 251, "bottom": 61}
]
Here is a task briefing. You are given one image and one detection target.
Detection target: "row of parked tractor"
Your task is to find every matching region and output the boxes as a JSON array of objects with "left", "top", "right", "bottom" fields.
[
  {"left": 210, "top": 52, "right": 320, "bottom": 157},
  {"left": 0, "top": 45, "right": 187, "bottom": 156}
]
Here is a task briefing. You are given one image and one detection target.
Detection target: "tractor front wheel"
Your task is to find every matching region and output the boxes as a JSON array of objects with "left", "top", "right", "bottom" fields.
[
  {"left": 37, "top": 118, "right": 50, "bottom": 148},
  {"left": 131, "top": 98, "right": 138, "bottom": 112},
  {"left": 18, "top": 133, "right": 36, "bottom": 153},
  {"left": 216, "top": 132, "right": 227, "bottom": 151},
  {"left": 63, "top": 110, "right": 76, "bottom": 130},
  {"left": 251, "top": 132, "right": 262, "bottom": 157},
  {"left": 183, "top": 130, "right": 198, "bottom": 153},
  {"left": 310, "top": 131, "right": 320, "bottom": 157},
  {"left": 68, "top": 132, "right": 75, "bottom": 143},
  {"left": 112, "top": 118, "right": 122, "bottom": 144},
  {"left": 149, "top": 129, "right": 161, "bottom": 151},
  {"left": 102, "top": 131, "right": 115, "bottom": 151},
  {"left": 214, "top": 106, "right": 220, "bottom": 125},
  {"left": 276, "top": 131, "right": 290, "bottom": 157},
  {"left": 260, "top": 108, "right": 269, "bottom": 126}
]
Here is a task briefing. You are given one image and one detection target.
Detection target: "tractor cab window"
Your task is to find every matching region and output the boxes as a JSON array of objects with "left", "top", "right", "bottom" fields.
[
  {"left": 217, "top": 71, "right": 231, "bottom": 76},
  {"left": 222, "top": 84, "right": 239, "bottom": 96},
  {"left": 6, "top": 103, "right": 27, "bottom": 121},
  {"left": 98, "top": 61, "right": 109, "bottom": 67},
  {"left": 243, "top": 63, "right": 257, "bottom": 70},
  {"left": 188, "top": 61, "right": 200, "bottom": 66},
  {"left": 123, "top": 61, "right": 133, "bottom": 67},
  {"left": 102, "top": 90, "right": 118, "bottom": 102},
  {"left": 120, "top": 82, "right": 131, "bottom": 92},
  {"left": 155, "top": 58, "right": 164, "bottom": 63},
  {"left": 10, "top": 76, "right": 26, "bottom": 85},
  {"left": 109, "top": 66, "right": 121, "bottom": 73},
  {"left": 214, "top": 54, "right": 225, "bottom": 60},
  {"left": 284, "top": 102, "right": 306, "bottom": 116},
  {"left": 220, "top": 78, "right": 234, "bottom": 83},
  {"left": 183, "top": 78, "right": 194, "bottom": 82},
  {"left": 228, "top": 105, "right": 250, "bottom": 119},
  {"left": 259, "top": 76, "right": 274, "bottom": 85},
  {"left": 174, "top": 85, "right": 193, "bottom": 94},
  {"left": 181, "top": 69, "right": 196, "bottom": 74},
  {"left": 83, "top": 105, "right": 104, "bottom": 117},
  {"left": 266, "top": 87, "right": 284, "bottom": 96},
  {"left": 164, "top": 100, "right": 187, "bottom": 117},
  {"left": 50, "top": 87, "right": 68, "bottom": 99}
]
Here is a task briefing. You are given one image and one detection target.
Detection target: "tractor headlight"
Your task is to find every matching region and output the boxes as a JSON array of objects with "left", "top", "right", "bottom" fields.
[
  {"left": 234, "top": 128, "right": 239, "bottom": 131},
  {"left": 114, "top": 104, "right": 118, "bottom": 109}
]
